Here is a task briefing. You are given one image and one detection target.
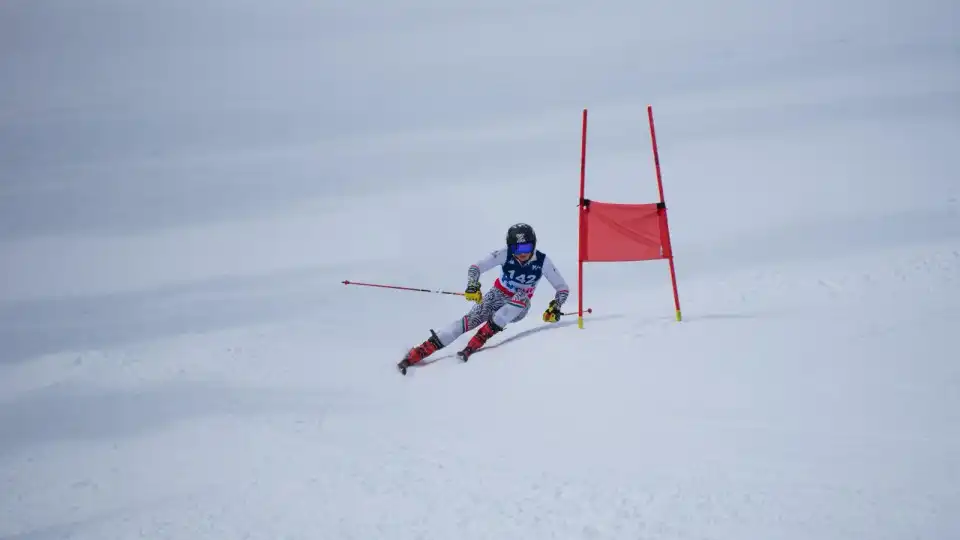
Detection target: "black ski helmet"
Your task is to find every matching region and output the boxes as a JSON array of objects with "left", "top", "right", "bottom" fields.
[{"left": 506, "top": 223, "right": 536, "bottom": 253}]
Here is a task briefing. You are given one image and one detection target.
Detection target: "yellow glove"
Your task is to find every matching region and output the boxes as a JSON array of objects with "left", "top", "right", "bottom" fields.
[
  {"left": 464, "top": 282, "right": 482, "bottom": 303},
  {"left": 542, "top": 300, "right": 562, "bottom": 323}
]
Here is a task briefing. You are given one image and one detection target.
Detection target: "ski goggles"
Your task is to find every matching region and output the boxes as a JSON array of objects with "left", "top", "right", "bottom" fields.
[{"left": 511, "top": 242, "right": 534, "bottom": 254}]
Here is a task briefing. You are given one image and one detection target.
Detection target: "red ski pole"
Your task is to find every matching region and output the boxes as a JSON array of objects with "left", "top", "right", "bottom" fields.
[
  {"left": 344, "top": 280, "right": 593, "bottom": 316},
  {"left": 342, "top": 280, "right": 465, "bottom": 297}
]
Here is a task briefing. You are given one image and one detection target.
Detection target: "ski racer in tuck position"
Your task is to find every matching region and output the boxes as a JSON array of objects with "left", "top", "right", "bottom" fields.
[{"left": 397, "top": 223, "right": 571, "bottom": 374}]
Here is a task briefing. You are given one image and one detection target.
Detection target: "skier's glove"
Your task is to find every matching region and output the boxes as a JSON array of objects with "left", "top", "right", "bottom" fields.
[
  {"left": 542, "top": 299, "right": 562, "bottom": 323},
  {"left": 464, "top": 282, "right": 482, "bottom": 303}
]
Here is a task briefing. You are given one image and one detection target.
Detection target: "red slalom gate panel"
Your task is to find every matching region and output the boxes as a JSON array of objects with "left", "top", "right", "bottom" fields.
[{"left": 576, "top": 106, "right": 682, "bottom": 327}]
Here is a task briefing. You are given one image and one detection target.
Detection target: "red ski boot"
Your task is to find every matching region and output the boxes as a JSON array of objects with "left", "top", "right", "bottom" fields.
[
  {"left": 397, "top": 330, "right": 444, "bottom": 375},
  {"left": 456, "top": 320, "right": 502, "bottom": 362}
]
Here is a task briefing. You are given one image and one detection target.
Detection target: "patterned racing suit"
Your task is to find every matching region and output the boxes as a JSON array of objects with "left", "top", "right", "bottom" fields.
[{"left": 433, "top": 247, "right": 570, "bottom": 347}]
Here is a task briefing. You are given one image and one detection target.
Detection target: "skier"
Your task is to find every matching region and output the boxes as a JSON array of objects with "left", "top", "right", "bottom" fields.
[{"left": 397, "top": 223, "right": 570, "bottom": 374}]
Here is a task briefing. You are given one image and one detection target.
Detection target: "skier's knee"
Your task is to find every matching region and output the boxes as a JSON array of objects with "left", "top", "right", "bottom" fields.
[{"left": 492, "top": 310, "right": 514, "bottom": 329}]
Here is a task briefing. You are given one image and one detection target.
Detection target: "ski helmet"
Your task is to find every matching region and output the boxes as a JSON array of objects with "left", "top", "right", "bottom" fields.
[{"left": 506, "top": 223, "right": 536, "bottom": 255}]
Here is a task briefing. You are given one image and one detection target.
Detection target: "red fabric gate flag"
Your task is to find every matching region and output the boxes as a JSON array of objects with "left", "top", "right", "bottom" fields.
[{"left": 579, "top": 201, "right": 672, "bottom": 262}]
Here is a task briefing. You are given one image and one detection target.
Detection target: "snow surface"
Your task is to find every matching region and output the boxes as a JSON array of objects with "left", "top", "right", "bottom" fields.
[{"left": 2, "top": 1, "right": 960, "bottom": 538}]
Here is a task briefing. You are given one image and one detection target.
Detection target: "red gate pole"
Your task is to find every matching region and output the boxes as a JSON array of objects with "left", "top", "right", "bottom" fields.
[
  {"left": 578, "top": 108, "right": 589, "bottom": 329},
  {"left": 647, "top": 105, "right": 682, "bottom": 322}
]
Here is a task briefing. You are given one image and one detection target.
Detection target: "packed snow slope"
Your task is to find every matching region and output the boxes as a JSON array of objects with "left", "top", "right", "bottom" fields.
[{"left": 2, "top": 1, "right": 959, "bottom": 538}]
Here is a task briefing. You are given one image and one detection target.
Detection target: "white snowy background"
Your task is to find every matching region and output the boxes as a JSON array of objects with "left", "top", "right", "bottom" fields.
[{"left": 2, "top": 1, "right": 959, "bottom": 538}]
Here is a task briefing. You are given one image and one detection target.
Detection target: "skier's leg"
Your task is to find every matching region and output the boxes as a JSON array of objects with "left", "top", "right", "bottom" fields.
[
  {"left": 434, "top": 288, "right": 508, "bottom": 346},
  {"left": 512, "top": 304, "right": 531, "bottom": 323},
  {"left": 459, "top": 291, "right": 529, "bottom": 360},
  {"left": 493, "top": 297, "right": 531, "bottom": 328},
  {"left": 398, "top": 288, "right": 508, "bottom": 373}
]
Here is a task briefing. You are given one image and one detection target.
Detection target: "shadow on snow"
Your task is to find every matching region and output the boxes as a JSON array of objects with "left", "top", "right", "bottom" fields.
[{"left": 415, "top": 313, "right": 624, "bottom": 369}]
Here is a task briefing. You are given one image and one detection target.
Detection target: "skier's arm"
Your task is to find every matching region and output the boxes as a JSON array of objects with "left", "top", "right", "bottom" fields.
[
  {"left": 542, "top": 256, "right": 570, "bottom": 307},
  {"left": 467, "top": 248, "right": 508, "bottom": 285}
]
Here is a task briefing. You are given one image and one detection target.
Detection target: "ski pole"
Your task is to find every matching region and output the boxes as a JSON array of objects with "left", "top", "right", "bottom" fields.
[
  {"left": 342, "top": 280, "right": 465, "bottom": 296},
  {"left": 344, "top": 280, "right": 593, "bottom": 315}
]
